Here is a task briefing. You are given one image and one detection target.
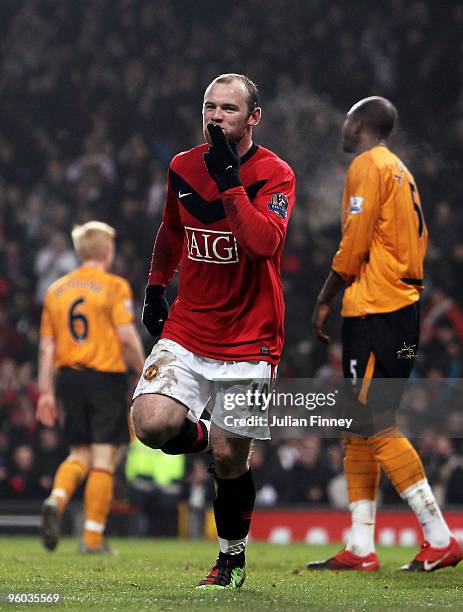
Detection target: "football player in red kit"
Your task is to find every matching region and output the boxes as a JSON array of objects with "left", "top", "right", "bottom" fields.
[{"left": 131, "top": 73, "right": 295, "bottom": 589}]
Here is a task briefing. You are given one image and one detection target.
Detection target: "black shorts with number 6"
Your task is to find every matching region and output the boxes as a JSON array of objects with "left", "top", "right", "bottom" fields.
[
  {"left": 341, "top": 302, "right": 420, "bottom": 433},
  {"left": 55, "top": 367, "right": 129, "bottom": 445}
]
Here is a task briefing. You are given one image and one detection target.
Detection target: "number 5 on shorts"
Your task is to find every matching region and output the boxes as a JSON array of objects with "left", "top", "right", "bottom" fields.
[{"left": 350, "top": 359, "right": 357, "bottom": 386}]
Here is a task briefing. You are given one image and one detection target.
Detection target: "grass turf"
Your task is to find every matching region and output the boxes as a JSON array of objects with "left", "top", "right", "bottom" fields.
[{"left": 0, "top": 537, "right": 461, "bottom": 610}]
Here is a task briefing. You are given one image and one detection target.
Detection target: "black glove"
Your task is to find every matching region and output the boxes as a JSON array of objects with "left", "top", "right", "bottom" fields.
[
  {"left": 203, "top": 123, "right": 242, "bottom": 192},
  {"left": 142, "top": 284, "right": 169, "bottom": 337}
]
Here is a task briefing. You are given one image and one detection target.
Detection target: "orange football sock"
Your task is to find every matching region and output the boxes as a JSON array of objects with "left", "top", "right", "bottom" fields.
[
  {"left": 369, "top": 428, "right": 451, "bottom": 547},
  {"left": 343, "top": 435, "right": 380, "bottom": 556},
  {"left": 367, "top": 427, "right": 425, "bottom": 494},
  {"left": 343, "top": 434, "right": 380, "bottom": 503},
  {"left": 50, "top": 457, "right": 89, "bottom": 513},
  {"left": 83, "top": 469, "right": 114, "bottom": 549}
]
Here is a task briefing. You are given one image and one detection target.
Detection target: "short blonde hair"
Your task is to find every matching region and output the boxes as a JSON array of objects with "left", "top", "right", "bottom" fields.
[
  {"left": 71, "top": 221, "right": 115, "bottom": 261},
  {"left": 208, "top": 73, "right": 259, "bottom": 114}
]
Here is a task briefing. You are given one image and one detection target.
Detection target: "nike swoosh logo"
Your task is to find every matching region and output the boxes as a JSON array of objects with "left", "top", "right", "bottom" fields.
[
  {"left": 178, "top": 190, "right": 192, "bottom": 199},
  {"left": 361, "top": 561, "right": 377, "bottom": 568},
  {"left": 170, "top": 168, "right": 267, "bottom": 225},
  {"left": 423, "top": 552, "right": 451, "bottom": 571},
  {"left": 225, "top": 165, "right": 233, "bottom": 171}
]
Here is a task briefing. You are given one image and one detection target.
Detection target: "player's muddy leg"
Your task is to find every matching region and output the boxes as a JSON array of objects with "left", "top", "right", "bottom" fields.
[
  {"left": 211, "top": 429, "right": 254, "bottom": 554},
  {"left": 131, "top": 394, "right": 187, "bottom": 448},
  {"left": 131, "top": 394, "right": 209, "bottom": 453},
  {"left": 197, "top": 426, "right": 252, "bottom": 588}
]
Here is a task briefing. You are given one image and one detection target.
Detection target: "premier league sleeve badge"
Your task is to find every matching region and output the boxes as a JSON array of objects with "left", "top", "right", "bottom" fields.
[{"left": 267, "top": 193, "right": 289, "bottom": 219}]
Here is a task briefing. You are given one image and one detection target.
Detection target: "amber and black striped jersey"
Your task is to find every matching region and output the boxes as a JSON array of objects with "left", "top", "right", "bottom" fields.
[
  {"left": 40, "top": 266, "right": 135, "bottom": 372},
  {"left": 332, "top": 145, "right": 428, "bottom": 317}
]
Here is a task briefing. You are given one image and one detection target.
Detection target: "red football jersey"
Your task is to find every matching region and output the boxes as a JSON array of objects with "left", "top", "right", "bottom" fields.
[{"left": 148, "top": 143, "right": 296, "bottom": 365}]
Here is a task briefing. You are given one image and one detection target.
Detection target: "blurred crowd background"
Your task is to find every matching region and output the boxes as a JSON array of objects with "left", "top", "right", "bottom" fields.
[{"left": 1, "top": 0, "right": 463, "bottom": 524}]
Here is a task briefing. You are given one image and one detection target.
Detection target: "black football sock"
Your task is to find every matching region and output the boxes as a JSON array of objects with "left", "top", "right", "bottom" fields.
[
  {"left": 161, "top": 418, "right": 209, "bottom": 455},
  {"left": 213, "top": 469, "right": 255, "bottom": 560},
  {"left": 218, "top": 550, "right": 245, "bottom": 567}
]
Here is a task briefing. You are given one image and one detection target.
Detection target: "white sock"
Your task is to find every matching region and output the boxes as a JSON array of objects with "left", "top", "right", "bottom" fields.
[
  {"left": 218, "top": 536, "right": 247, "bottom": 555},
  {"left": 400, "top": 479, "right": 451, "bottom": 548},
  {"left": 346, "top": 499, "right": 376, "bottom": 556}
]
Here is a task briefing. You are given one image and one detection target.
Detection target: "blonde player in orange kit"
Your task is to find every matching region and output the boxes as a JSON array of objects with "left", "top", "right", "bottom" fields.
[
  {"left": 307, "top": 97, "right": 462, "bottom": 572},
  {"left": 36, "top": 221, "right": 145, "bottom": 553}
]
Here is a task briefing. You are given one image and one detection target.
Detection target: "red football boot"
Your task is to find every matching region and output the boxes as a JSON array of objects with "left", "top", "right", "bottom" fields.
[
  {"left": 400, "top": 537, "right": 463, "bottom": 572},
  {"left": 306, "top": 549, "right": 380, "bottom": 571}
]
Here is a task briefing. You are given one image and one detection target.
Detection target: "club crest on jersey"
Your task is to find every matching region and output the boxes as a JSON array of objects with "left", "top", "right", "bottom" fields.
[
  {"left": 349, "top": 196, "right": 364, "bottom": 215},
  {"left": 184, "top": 226, "right": 239, "bottom": 264},
  {"left": 267, "top": 193, "right": 288, "bottom": 219}
]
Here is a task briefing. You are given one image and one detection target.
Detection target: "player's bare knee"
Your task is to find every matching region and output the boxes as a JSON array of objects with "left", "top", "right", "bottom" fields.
[
  {"left": 131, "top": 395, "right": 184, "bottom": 448},
  {"left": 210, "top": 431, "right": 251, "bottom": 478},
  {"left": 131, "top": 397, "right": 167, "bottom": 448},
  {"left": 212, "top": 447, "right": 248, "bottom": 479}
]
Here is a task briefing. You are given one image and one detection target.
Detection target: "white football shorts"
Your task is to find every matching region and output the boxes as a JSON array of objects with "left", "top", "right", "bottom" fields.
[{"left": 133, "top": 339, "right": 275, "bottom": 440}]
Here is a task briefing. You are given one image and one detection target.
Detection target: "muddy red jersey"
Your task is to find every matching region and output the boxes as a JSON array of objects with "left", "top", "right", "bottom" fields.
[{"left": 148, "top": 143, "right": 296, "bottom": 364}]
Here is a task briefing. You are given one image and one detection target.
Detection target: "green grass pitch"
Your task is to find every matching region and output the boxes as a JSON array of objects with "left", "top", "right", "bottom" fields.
[{"left": 0, "top": 537, "right": 461, "bottom": 610}]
